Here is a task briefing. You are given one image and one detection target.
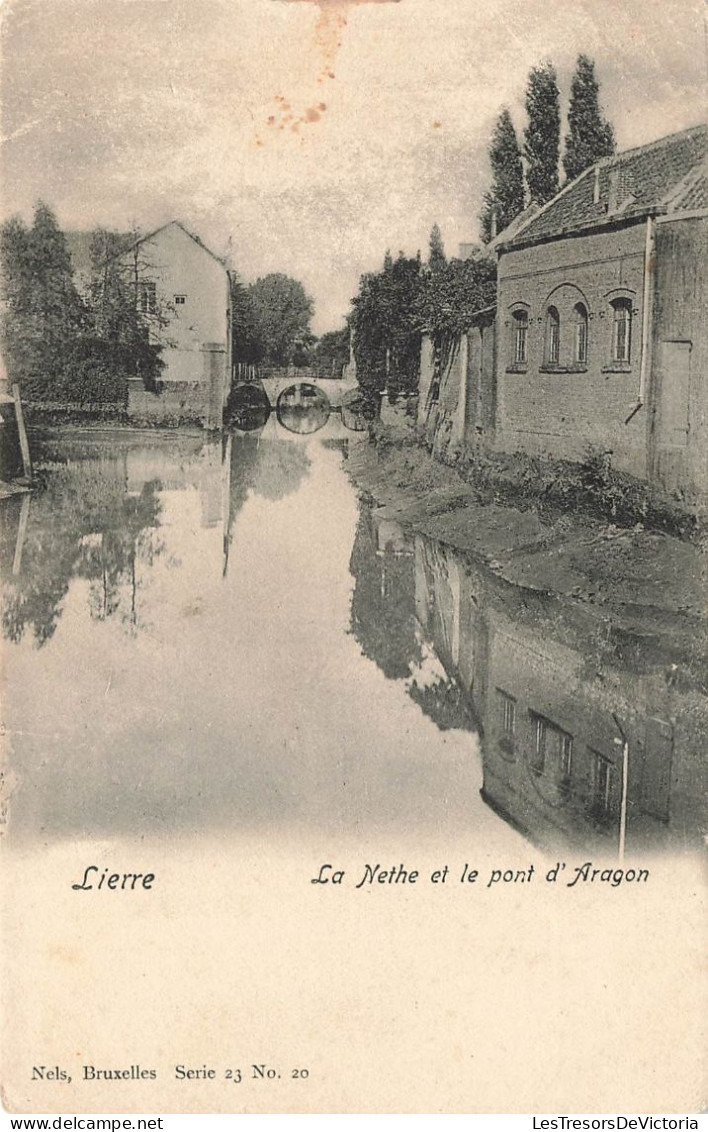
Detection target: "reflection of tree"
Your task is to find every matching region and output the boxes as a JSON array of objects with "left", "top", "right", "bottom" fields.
[
  {"left": 1, "top": 458, "right": 162, "bottom": 646},
  {"left": 222, "top": 436, "right": 311, "bottom": 575},
  {"left": 408, "top": 677, "right": 479, "bottom": 732},
  {"left": 348, "top": 508, "right": 421, "bottom": 680},
  {"left": 251, "top": 441, "right": 311, "bottom": 501}
]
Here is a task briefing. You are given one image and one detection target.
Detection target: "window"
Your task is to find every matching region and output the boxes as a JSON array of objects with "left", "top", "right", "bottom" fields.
[
  {"left": 559, "top": 732, "right": 573, "bottom": 785},
  {"left": 174, "top": 294, "right": 187, "bottom": 305},
  {"left": 545, "top": 306, "right": 560, "bottom": 365},
  {"left": 138, "top": 281, "right": 157, "bottom": 315},
  {"left": 531, "top": 715, "right": 547, "bottom": 774},
  {"left": 497, "top": 690, "right": 516, "bottom": 755},
  {"left": 574, "top": 303, "right": 588, "bottom": 365},
  {"left": 611, "top": 299, "right": 632, "bottom": 364},
  {"left": 512, "top": 310, "right": 528, "bottom": 365},
  {"left": 591, "top": 752, "right": 614, "bottom": 820},
  {"left": 529, "top": 713, "right": 573, "bottom": 781}
]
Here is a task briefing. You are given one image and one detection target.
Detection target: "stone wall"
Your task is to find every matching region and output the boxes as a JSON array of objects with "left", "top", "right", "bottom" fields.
[
  {"left": 418, "top": 315, "right": 496, "bottom": 461},
  {"left": 127, "top": 380, "right": 211, "bottom": 427}
]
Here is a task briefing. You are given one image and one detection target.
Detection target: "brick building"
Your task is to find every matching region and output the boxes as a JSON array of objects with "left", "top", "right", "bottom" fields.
[
  {"left": 420, "top": 125, "right": 707, "bottom": 500},
  {"left": 495, "top": 124, "right": 706, "bottom": 497}
]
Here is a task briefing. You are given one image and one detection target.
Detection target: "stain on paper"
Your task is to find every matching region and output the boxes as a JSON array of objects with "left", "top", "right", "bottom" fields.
[{"left": 261, "top": 0, "right": 401, "bottom": 140}]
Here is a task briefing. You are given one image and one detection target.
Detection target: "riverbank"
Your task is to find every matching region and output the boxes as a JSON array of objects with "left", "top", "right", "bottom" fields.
[{"left": 346, "top": 423, "right": 706, "bottom": 657}]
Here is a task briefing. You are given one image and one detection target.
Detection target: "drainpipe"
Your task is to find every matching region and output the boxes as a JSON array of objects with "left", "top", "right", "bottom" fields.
[
  {"left": 624, "top": 216, "right": 655, "bottom": 428},
  {"left": 612, "top": 714, "right": 629, "bottom": 862},
  {"left": 638, "top": 215, "right": 655, "bottom": 406}
]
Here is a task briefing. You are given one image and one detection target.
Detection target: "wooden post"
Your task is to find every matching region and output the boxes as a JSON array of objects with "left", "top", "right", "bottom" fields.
[
  {"left": 12, "top": 383, "right": 32, "bottom": 481},
  {"left": 12, "top": 493, "right": 31, "bottom": 576}
]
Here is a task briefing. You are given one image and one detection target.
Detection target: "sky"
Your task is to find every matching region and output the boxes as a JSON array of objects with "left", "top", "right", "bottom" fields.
[{"left": 1, "top": 0, "right": 705, "bottom": 333}]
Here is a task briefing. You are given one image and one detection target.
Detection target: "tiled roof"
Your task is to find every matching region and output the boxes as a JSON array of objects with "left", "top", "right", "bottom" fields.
[
  {"left": 501, "top": 124, "right": 707, "bottom": 250},
  {"left": 488, "top": 201, "right": 541, "bottom": 249}
]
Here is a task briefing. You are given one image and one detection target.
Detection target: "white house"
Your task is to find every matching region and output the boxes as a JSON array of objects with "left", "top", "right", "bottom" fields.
[{"left": 116, "top": 220, "right": 232, "bottom": 428}]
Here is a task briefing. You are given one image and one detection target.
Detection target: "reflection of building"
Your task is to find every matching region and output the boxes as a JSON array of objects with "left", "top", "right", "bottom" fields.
[
  {"left": 415, "top": 534, "right": 707, "bottom": 853},
  {"left": 349, "top": 509, "right": 420, "bottom": 681}
]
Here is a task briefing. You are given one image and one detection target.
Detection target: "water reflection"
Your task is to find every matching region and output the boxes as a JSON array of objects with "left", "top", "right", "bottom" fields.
[
  {"left": 276, "top": 383, "right": 330, "bottom": 435},
  {"left": 1, "top": 426, "right": 705, "bottom": 852},
  {"left": 224, "top": 383, "right": 271, "bottom": 432},
  {"left": 411, "top": 532, "right": 707, "bottom": 855},
  {"left": 1, "top": 443, "right": 165, "bottom": 645}
]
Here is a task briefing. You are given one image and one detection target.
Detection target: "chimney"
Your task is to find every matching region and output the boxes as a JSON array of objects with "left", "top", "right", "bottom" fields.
[
  {"left": 608, "top": 168, "right": 620, "bottom": 212},
  {"left": 490, "top": 206, "right": 498, "bottom": 240},
  {"left": 593, "top": 165, "right": 601, "bottom": 205}
]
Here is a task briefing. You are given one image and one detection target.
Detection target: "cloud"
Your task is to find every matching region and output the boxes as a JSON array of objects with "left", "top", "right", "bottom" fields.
[{"left": 1, "top": 0, "right": 705, "bottom": 332}]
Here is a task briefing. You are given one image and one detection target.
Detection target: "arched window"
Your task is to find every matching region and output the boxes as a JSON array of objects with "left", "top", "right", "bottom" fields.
[
  {"left": 545, "top": 306, "right": 560, "bottom": 365},
  {"left": 611, "top": 299, "right": 632, "bottom": 363},
  {"left": 512, "top": 309, "right": 528, "bottom": 365},
  {"left": 574, "top": 303, "right": 588, "bottom": 364}
]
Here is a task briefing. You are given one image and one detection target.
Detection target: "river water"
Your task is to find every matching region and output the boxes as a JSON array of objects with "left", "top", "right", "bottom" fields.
[{"left": 1, "top": 420, "right": 705, "bottom": 855}]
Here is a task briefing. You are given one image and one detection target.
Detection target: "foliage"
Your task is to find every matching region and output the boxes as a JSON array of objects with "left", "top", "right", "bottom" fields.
[
  {"left": 524, "top": 63, "right": 561, "bottom": 205},
  {"left": 1, "top": 452, "right": 162, "bottom": 647},
  {"left": 428, "top": 223, "right": 446, "bottom": 271},
  {"left": 407, "top": 676, "right": 478, "bottom": 732},
  {"left": 417, "top": 255, "right": 496, "bottom": 339},
  {"left": 479, "top": 108, "right": 525, "bottom": 243},
  {"left": 0, "top": 203, "right": 86, "bottom": 396},
  {"left": 350, "top": 251, "right": 423, "bottom": 397},
  {"left": 0, "top": 207, "right": 165, "bottom": 406},
  {"left": 246, "top": 273, "right": 315, "bottom": 366},
  {"left": 563, "top": 55, "right": 616, "bottom": 183},
  {"left": 416, "top": 254, "right": 497, "bottom": 385},
  {"left": 85, "top": 226, "right": 165, "bottom": 393},
  {"left": 313, "top": 327, "right": 350, "bottom": 377},
  {"left": 230, "top": 272, "right": 264, "bottom": 364}
]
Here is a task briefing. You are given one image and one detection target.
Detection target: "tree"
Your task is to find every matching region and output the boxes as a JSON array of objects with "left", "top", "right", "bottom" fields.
[
  {"left": 247, "top": 273, "right": 314, "bottom": 366},
  {"left": 524, "top": 63, "right": 561, "bottom": 205},
  {"left": 416, "top": 253, "right": 497, "bottom": 393},
  {"left": 313, "top": 328, "right": 350, "bottom": 377},
  {"left": 349, "top": 251, "right": 423, "bottom": 398},
  {"left": 428, "top": 223, "right": 446, "bottom": 271},
  {"left": 479, "top": 108, "right": 525, "bottom": 243},
  {"left": 563, "top": 55, "right": 616, "bottom": 183},
  {"left": 230, "top": 272, "right": 264, "bottom": 365},
  {"left": 85, "top": 227, "right": 166, "bottom": 391},
  {"left": 0, "top": 202, "right": 86, "bottom": 397},
  {"left": 29, "top": 202, "right": 86, "bottom": 345}
]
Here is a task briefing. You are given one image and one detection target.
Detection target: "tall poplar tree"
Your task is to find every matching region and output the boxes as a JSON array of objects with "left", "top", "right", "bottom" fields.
[
  {"left": 563, "top": 55, "right": 616, "bottom": 183},
  {"left": 524, "top": 63, "right": 561, "bottom": 205},
  {"left": 428, "top": 223, "right": 446, "bottom": 271},
  {"left": 479, "top": 108, "right": 525, "bottom": 243}
]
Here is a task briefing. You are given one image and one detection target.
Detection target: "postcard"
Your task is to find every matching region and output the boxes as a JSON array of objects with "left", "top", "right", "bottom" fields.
[{"left": 1, "top": 0, "right": 705, "bottom": 1115}]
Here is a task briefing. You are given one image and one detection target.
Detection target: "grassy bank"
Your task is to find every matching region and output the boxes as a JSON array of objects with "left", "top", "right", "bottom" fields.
[
  {"left": 372, "top": 420, "right": 701, "bottom": 541},
  {"left": 346, "top": 424, "right": 706, "bottom": 661}
]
